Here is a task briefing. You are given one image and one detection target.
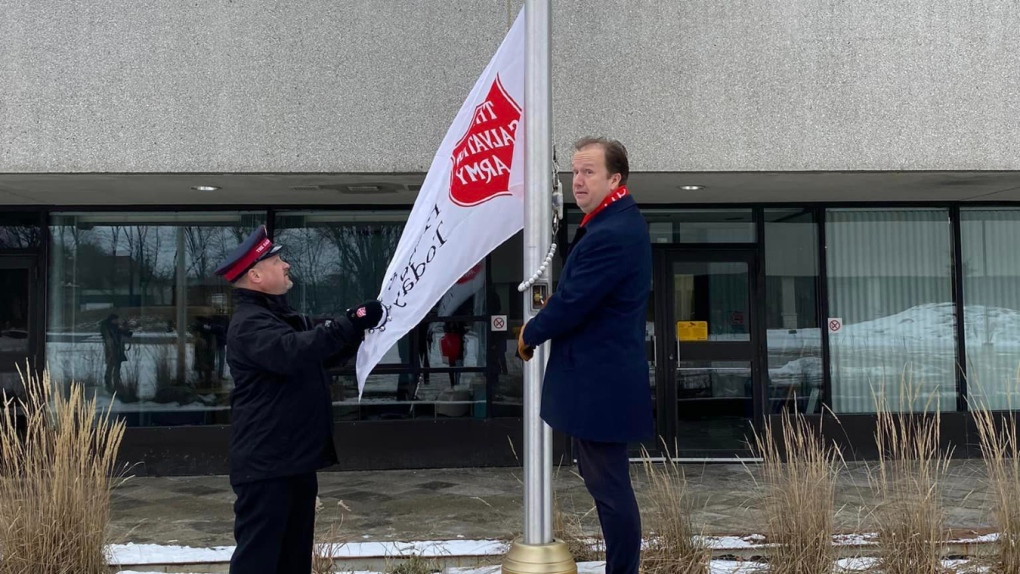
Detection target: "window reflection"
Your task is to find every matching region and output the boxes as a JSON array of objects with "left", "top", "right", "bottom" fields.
[
  {"left": 826, "top": 209, "right": 957, "bottom": 413},
  {"left": 47, "top": 212, "right": 265, "bottom": 426},
  {"left": 765, "top": 209, "right": 823, "bottom": 414},
  {"left": 44, "top": 210, "right": 530, "bottom": 425},
  {"left": 961, "top": 209, "right": 1020, "bottom": 410},
  {"left": 0, "top": 212, "right": 42, "bottom": 250},
  {"left": 275, "top": 212, "right": 527, "bottom": 420}
]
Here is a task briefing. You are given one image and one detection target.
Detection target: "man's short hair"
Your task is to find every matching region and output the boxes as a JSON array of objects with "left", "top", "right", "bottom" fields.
[{"left": 574, "top": 137, "right": 629, "bottom": 186}]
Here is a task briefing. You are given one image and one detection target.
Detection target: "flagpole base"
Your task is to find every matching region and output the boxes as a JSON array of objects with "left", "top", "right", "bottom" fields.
[{"left": 501, "top": 539, "right": 576, "bottom": 574}]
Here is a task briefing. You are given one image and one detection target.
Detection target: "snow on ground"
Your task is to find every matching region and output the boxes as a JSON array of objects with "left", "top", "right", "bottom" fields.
[
  {"left": 107, "top": 532, "right": 998, "bottom": 570},
  {"left": 108, "top": 539, "right": 511, "bottom": 566},
  {"left": 115, "top": 558, "right": 993, "bottom": 574},
  {"left": 102, "top": 534, "right": 978, "bottom": 564}
]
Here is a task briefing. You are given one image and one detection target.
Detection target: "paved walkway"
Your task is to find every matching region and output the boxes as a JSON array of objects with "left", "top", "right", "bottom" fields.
[{"left": 110, "top": 459, "right": 995, "bottom": 548}]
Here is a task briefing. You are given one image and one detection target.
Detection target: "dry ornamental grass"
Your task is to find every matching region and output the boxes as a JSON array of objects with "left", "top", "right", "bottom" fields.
[
  {"left": 870, "top": 379, "right": 952, "bottom": 574},
  {"left": 753, "top": 409, "right": 843, "bottom": 574},
  {"left": 969, "top": 375, "right": 1020, "bottom": 574},
  {"left": 0, "top": 367, "right": 126, "bottom": 574},
  {"left": 639, "top": 444, "right": 710, "bottom": 574}
]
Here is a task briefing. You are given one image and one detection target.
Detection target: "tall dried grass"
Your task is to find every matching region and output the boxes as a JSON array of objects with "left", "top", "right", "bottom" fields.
[
  {"left": 753, "top": 410, "right": 842, "bottom": 573},
  {"left": 969, "top": 375, "right": 1020, "bottom": 574},
  {"left": 870, "top": 380, "right": 951, "bottom": 574},
  {"left": 639, "top": 446, "right": 710, "bottom": 574},
  {"left": 387, "top": 553, "right": 441, "bottom": 574},
  {"left": 0, "top": 367, "right": 126, "bottom": 574},
  {"left": 312, "top": 500, "right": 351, "bottom": 574},
  {"left": 552, "top": 495, "right": 604, "bottom": 563}
]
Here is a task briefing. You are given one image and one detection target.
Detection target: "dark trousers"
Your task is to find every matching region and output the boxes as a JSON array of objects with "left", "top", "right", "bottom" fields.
[
  {"left": 230, "top": 473, "right": 318, "bottom": 574},
  {"left": 574, "top": 438, "right": 641, "bottom": 574},
  {"left": 104, "top": 360, "right": 121, "bottom": 394}
]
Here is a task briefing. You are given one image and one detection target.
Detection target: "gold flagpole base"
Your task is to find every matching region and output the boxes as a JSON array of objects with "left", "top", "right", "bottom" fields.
[{"left": 501, "top": 539, "right": 576, "bottom": 574}]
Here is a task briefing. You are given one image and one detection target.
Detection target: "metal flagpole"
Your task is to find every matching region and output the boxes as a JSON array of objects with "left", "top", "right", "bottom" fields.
[
  {"left": 522, "top": 0, "right": 553, "bottom": 547},
  {"left": 502, "top": 0, "right": 574, "bottom": 572}
]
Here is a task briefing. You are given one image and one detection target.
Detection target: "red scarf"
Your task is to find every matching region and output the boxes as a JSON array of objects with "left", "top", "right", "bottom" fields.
[{"left": 579, "top": 186, "right": 629, "bottom": 228}]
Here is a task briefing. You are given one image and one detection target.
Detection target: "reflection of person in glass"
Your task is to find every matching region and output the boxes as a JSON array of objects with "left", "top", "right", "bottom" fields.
[
  {"left": 213, "top": 225, "right": 384, "bottom": 574},
  {"left": 211, "top": 310, "right": 230, "bottom": 379},
  {"left": 436, "top": 262, "right": 486, "bottom": 388},
  {"left": 518, "top": 138, "right": 652, "bottom": 574},
  {"left": 396, "top": 321, "right": 430, "bottom": 402},
  {"left": 440, "top": 321, "right": 465, "bottom": 387},
  {"left": 99, "top": 313, "right": 132, "bottom": 395},
  {"left": 191, "top": 315, "right": 217, "bottom": 387}
]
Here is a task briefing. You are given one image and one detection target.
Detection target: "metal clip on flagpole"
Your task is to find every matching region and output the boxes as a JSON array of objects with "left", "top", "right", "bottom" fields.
[
  {"left": 516, "top": 156, "right": 562, "bottom": 296},
  {"left": 502, "top": 1, "right": 576, "bottom": 574}
]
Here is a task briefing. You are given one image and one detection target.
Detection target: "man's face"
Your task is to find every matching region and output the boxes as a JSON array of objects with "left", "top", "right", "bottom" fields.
[
  {"left": 247, "top": 254, "right": 292, "bottom": 295},
  {"left": 571, "top": 144, "right": 621, "bottom": 214}
]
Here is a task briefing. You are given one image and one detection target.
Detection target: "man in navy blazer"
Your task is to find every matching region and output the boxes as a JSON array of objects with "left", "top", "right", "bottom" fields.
[{"left": 519, "top": 137, "right": 653, "bottom": 574}]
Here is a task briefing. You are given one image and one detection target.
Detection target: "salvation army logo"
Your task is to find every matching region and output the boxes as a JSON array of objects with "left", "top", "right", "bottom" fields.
[
  {"left": 449, "top": 75, "right": 521, "bottom": 207},
  {"left": 456, "top": 262, "right": 483, "bottom": 284}
]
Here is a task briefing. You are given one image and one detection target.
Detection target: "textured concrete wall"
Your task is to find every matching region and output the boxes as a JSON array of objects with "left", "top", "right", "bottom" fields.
[{"left": 2, "top": 0, "right": 1018, "bottom": 173}]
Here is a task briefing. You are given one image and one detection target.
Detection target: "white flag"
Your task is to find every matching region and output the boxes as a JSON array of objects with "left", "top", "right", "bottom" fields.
[{"left": 356, "top": 9, "right": 526, "bottom": 396}]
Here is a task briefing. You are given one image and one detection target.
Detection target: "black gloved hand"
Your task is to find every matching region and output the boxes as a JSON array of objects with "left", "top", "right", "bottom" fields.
[{"left": 346, "top": 300, "right": 384, "bottom": 331}]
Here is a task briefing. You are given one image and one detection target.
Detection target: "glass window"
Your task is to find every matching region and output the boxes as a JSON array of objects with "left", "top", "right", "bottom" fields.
[
  {"left": 567, "top": 208, "right": 755, "bottom": 244},
  {"left": 489, "top": 231, "right": 525, "bottom": 417},
  {"left": 765, "top": 209, "right": 823, "bottom": 414},
  {"left": 0, "top": 212, "right": 42, "bottom": 249},
  {"left": 47, "top": 211, "right": 266, "bottom": 426},
  {"left": 273, "top": 211, "right": 408, "bottom": 318},
  {"left": 274, "top": 212, "right": 528, "bottom": 420},
  {"left": 960, "top": 209, "right": 1020, "bottom": 410},
  {"left": 650, "top": 209, "right": 755, "bottom": 244},
  {"left": 826, "top": 209, "right": 957, "bottom": 413}
]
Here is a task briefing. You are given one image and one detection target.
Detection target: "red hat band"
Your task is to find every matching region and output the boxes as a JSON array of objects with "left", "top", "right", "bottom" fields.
[{"left": 223, "top": 237, "right": 274, "bottom": 282}]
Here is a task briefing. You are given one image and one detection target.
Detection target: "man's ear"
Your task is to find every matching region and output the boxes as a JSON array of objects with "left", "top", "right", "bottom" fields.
[{"left": 609, "top": 172, "right": 622, "bottom": 190}]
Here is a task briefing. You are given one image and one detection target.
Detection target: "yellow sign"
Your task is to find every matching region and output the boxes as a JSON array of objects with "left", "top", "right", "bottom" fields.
[{"left": 676, "top": 321, "right": 708, "bottom": 341}]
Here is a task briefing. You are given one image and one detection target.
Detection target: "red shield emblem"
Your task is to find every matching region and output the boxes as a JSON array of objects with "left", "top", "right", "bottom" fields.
[
  {"left": 449, "top": 75, "right": 521, "bottom": 207},
  {"left": 456, "top": 262, "right": 483, "bottom": 284}
]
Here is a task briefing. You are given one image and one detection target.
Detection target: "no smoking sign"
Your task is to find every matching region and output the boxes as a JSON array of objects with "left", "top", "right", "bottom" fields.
[
  {"left": 828, "top": 318, "right": 843, "bottom": 334},
  {"left": 491, "top": 315, "right": 507, "bottom": 332}
]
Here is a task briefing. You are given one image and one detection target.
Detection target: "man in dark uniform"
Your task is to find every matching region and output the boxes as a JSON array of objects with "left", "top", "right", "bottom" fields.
[
  {"left": 518, "top": 137, "right": 653, "bottom": 574},
  {"left": 214, "top": 225, "right": 384, "bottom": 574},
  {"left": 99, "top": 313, "right": 132, "bottom": 395}
]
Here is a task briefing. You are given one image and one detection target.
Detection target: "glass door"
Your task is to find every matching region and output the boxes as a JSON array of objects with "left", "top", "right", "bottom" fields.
[{"left": 654, "top": 249, "right": 762, "bottom": 458}]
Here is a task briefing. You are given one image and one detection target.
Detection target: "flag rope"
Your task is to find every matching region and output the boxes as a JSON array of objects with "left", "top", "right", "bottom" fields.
[{"left": 517, "top": 147, "right": 562, "bottom": 293}]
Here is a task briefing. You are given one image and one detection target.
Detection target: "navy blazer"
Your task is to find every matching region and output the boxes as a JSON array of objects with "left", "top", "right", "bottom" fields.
[{"left": 523, "top": 195, "right": 654, "bottom": 443}]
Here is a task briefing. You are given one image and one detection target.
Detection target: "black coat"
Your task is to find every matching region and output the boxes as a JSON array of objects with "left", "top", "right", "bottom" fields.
[{"left": 225, "top": 288, "right": 363, "bottom": 486}]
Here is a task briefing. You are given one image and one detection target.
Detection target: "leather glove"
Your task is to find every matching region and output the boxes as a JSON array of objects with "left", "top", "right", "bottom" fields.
[
  {"left": 518, "top": 322, "right": 534, "bottom": 362},
  {"left": 346, "top": 300, "right": 384, "bottom": 331}
]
